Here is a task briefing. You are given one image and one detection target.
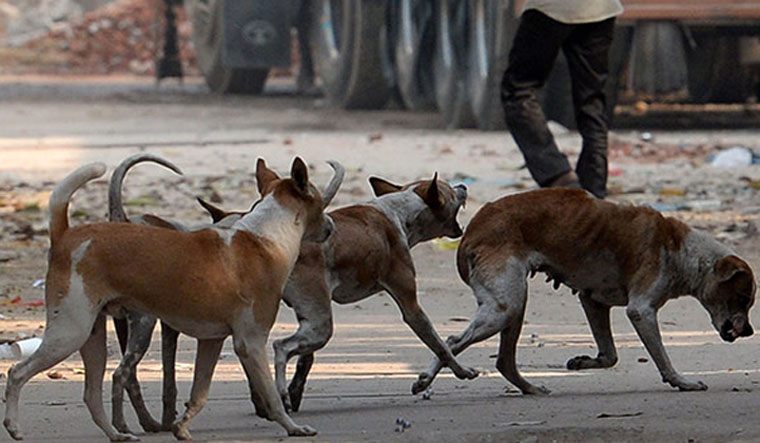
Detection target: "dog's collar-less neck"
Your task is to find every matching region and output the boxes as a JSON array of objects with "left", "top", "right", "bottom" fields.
[
  {"left": 368, "top": 189, "right": 428, "bottom": 247},
  {"left": 675, "top": 229, "right": 734, "bottom": 298},
  {"left": 233, "top": 193, "right": 304, "bottom": 265}
]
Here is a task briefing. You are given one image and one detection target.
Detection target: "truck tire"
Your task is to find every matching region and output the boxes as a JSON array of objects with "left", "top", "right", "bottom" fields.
[
  {"left": 311, "top": 0, "right": 394, "bottom": 109},
  {"left": 631, "top": 21, "right": 687, "bottom": 96},
  {"left": 688, "top": 33, "right": 754, "bottom": 103},
  {"left": 189, "top": 0, "right": 269, "bottom": 94},
  {"left": 466, "top": 0, "right": 512, "bottom": 130},
  {"left": 432, "top": 0, "right": 475, "bottom": 128},
  {"left": 393, "top": 0, "right": 436, "bottom": 110}
]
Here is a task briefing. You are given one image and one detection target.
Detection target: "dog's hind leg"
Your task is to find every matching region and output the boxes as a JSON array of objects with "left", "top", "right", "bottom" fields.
[
  {"left": 413, "top": 264, "right": 523, "bottom": 394},
  {"left": 160, "top": 321, "right": 180, "bottom": 431},
  {"left": 234, "top": 326, "right": 317, "bottom": 436},
  {"left": 287, "top": 353, "right": 315, "bottom": 412},
  {"left": 112, "top": 312, "right": 161, "bottom": 434},
  {"left": 171, "top": 338, "right": 225, "bottom": 440},
  {"left": 273, "top": 277, "right": 333, "bottom": 412},
  {"left": 566, "top": 292, "right": 618, "bottom": 370},
  {"left": 495, "top": 284, "right": 550, "bottom": 395},
  {"left": 80, "top": 314, "right": 138, "bottom": 441},
  {"left": 4, "top": 312, "right": 98, "bottom": 440}
]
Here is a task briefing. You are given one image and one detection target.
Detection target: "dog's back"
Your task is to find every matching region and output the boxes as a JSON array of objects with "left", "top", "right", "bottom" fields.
[{"left": 457, "top": 188, "right": 690, "bottom": 291}]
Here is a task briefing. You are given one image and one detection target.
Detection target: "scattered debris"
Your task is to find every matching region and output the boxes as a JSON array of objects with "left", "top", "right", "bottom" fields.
[
  {"left": 597, "top": 411, "right": 643, "bottom": 419},
  {"left": 395, "top": 417, "right": 411, "bottom": 432},
  {"left": 43, "top": 400, "right": 68, "bottom": 406},
  {"left": 46, "top": 370, "right": 64, "bottom": 380},
  {"left": 368, "top": 133, "right": 383, "bottom": 143},
  {"left": 422, "top": 388, "right": 433, "bottom": 400},
  {"left": 731, "top": 386, "right": 752, "bottom": 393},
  {"left": 637, "top": 357, "right": 649, "bottom": 363},
  {"left": 503, "top": 420, "right": 547, "bottom": 427},
  {"left": 447, "top": 317, "right": 469, "bottom": 322},
  {"left": 431, "top": 238, "right": 460, "bottom": 251}
]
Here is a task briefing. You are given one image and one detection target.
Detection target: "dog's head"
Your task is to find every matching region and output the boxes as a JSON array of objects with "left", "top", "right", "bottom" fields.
[
  {"left": 700, "top": 255, "right": 756, "bottom": 342},
  {"left": 254, "top": 158, "right": 342, "bottom": 243},
  {"left": 369, "top": 173, "right": 468, "bottom": 241}
]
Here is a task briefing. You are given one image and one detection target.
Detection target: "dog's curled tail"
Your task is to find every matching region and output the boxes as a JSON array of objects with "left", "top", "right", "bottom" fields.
[
  {"left": 108, "top": 153, "right": 183, "bottom": 222},
  {"left": 49, "top": 162, "right": 107, "bottom": 247}
]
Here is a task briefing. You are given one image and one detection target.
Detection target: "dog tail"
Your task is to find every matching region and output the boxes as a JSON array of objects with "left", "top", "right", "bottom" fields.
[
  {"left": 108, "top": 154, "right": 183, "bottom": 222},
  {"left": 49, "top": 162, "right": 107, "bottom": 247}
]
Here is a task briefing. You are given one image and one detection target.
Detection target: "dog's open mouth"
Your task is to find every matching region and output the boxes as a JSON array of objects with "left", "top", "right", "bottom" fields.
[{"left": 720, "top": 318, "right": 753, "bottom": 342}]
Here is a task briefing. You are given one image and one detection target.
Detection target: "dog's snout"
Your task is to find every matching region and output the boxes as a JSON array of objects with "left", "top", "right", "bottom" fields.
[{"left": 720, "top": 319, "right": 737, "bottom": 342}]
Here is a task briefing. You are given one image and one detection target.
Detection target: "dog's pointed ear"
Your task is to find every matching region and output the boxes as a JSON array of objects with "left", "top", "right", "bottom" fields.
[
  {"left": 369, "top": 177, "right": 402, "bottom": 197},
  {"left": 196, "top": 197, "right": 228, "bottom": 223},
  {"left": 256, "top": 158, "right": 280, "bottom": 194},
  {"left": 424, "top": 172, "right": 442, "bottom": 209},
  {"left": 290, "top": 157, "right": 309, "bottom": 191}
]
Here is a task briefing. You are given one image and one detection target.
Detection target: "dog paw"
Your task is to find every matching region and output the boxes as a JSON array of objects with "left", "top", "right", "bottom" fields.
[
  {"left": 522, "top": 384, "right": 551, "bottom": 396},
  {"left": 172, "top": 423, "right": 192, "bottom": 441},
  {"left": 411, "top": 373, "right": 433, "bottom": 395},
  {"left": 112, "top": 421, "right": 132, "bottom": 435},
  {"left": 455, "top": 366, "right": 479, "bottom": 380},
  {"left": 4, "top": 419, "right": 23, "bottom": 441},
  {"left": 138, "top": 417, "right": 162, "bottom": 433},
  {"left": 675, "top": 379, "right": 708, "bottom": 392},
  {"left": 566, "top": 355, "right": 595, "bottom": 370},
  {"left": 288, "top": 424, "right": 317, "bottom": 436},
  {"left": 111, "top": 432, "right": 139, "bottom": 442}
]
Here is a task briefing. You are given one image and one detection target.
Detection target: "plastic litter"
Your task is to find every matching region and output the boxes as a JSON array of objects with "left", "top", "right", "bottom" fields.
[
  {"left": 432, "top": 238, "right": 461, "bottom": 251},
  {"left": 11, "top": 337, "right": 42, "bottom": 359},
  {"left": 710, "top": 146, "right": 754, "bottom": 167}
]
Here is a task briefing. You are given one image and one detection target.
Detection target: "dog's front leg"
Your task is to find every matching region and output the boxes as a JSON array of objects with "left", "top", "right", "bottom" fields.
[
  {"left": 626, "top": 299, "right": 707, "bottom": 391},
  {"left": 383, "top": 267, "right": 478, "bottom": 393}
]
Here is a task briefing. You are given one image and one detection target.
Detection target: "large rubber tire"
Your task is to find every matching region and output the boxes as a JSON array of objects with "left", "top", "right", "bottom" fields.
[
  {"left": 466, "top": 0, "right": 513, "bottom": 130},
  {"left": 687, "top": 33, "right": 754, "bottom": 103},
  {"left": 189, "top": 0, "right": 269, "bottom": 94},
  {"left": 311, "top": 0, "right": 394, "bottom": 109},
  {"left": 631, "top": 21, "right": 687, "bottom": 96},
  {"left": 393, "top": 0, "right": 437, "bottom": 110},
  {"left": 432, "top": 0, "right": 475, "bottom": 128}
]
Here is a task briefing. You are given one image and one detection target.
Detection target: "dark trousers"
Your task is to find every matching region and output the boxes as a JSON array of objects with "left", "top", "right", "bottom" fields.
[{"left": 501, "top": 10, "right": 616, "bottom": 198}]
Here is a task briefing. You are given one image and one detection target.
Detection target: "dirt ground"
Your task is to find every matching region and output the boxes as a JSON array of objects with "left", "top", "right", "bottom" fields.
[{"left": 2, "top": 75, "right": 760, "bottom": 442}]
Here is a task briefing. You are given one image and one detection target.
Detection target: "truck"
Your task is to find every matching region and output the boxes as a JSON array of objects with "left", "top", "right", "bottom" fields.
[{"left": 182, "top": 0, "right": 760, "bottom": 130}]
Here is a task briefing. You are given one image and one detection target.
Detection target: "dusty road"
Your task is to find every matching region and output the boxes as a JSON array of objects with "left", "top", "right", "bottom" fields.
[{"left": 2, "top": 76, "right": 760, "bottom": 442}]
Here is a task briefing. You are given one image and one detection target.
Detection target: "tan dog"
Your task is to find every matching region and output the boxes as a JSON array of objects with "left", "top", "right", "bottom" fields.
[
  {"left": 193, "top": 174, "right": 478, "bottom": 412},
  {"left": 414, "top": 188, "right": 756, "bottom": 395},
  {"left": 4, "top": 157, "right": 341, "bottom": 441}
]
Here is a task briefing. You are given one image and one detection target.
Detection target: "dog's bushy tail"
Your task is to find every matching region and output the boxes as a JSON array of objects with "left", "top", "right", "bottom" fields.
[
  {"left": 108, "top": 153, "right": 182, "bottom": 222},
  {"left": 49, "top": 163, "right": 107, "bottom": 247}
]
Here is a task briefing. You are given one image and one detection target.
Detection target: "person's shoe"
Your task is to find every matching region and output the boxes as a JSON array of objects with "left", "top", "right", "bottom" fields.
[{"left": 547, "top": 171, "right": 582, "bottom": 189}]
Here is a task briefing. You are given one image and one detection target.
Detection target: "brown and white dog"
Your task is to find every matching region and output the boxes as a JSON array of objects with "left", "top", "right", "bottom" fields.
[
  {"left": 147, "top": 173, "right": 478, "bottom": 413},
  {"left": 3, "top": 157, "right": 341, "bottom": 441},
  {"left": 413, "top": 188, "right": 756, "bottom": 396}
]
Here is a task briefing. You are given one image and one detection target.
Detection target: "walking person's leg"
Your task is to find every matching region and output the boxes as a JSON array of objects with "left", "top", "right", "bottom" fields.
[
  {"left": 501, "top": 10, "right": 576, "bottom": 188},
  {"left": 562, "top": 18, "right": 616, "bottom": 198}
]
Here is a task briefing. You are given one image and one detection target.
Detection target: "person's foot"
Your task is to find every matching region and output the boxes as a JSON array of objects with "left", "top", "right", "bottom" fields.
[{"left": 547, "top": 171, "right": 582, "bottom": 189}]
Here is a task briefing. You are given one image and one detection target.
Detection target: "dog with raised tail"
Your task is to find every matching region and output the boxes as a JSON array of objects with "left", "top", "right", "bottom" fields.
[
  {"left": 195, "top": 173, "right": 478, "bottom": 412},
  {"left": 413, "top": 188, "right": 755, "bottom": 396},
  {"left": 4, "top": 157, "right": 341, "bottom": 441}
]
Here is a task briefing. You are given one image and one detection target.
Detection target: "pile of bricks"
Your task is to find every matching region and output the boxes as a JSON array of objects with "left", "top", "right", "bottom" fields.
[{"left": 21, "top": 0, "right": 198, "bottom": 75}]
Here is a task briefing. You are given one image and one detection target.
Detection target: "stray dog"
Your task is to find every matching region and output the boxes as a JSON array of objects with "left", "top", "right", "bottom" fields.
[
  {"left": 197, "top": 174, "right": 478, "bottom": 412},
  {"left": 4, "top": 157, "right": 342, "bottom": 441},
  {"left": 414, "top": 188, "right": 755, "bottom": 396}
]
